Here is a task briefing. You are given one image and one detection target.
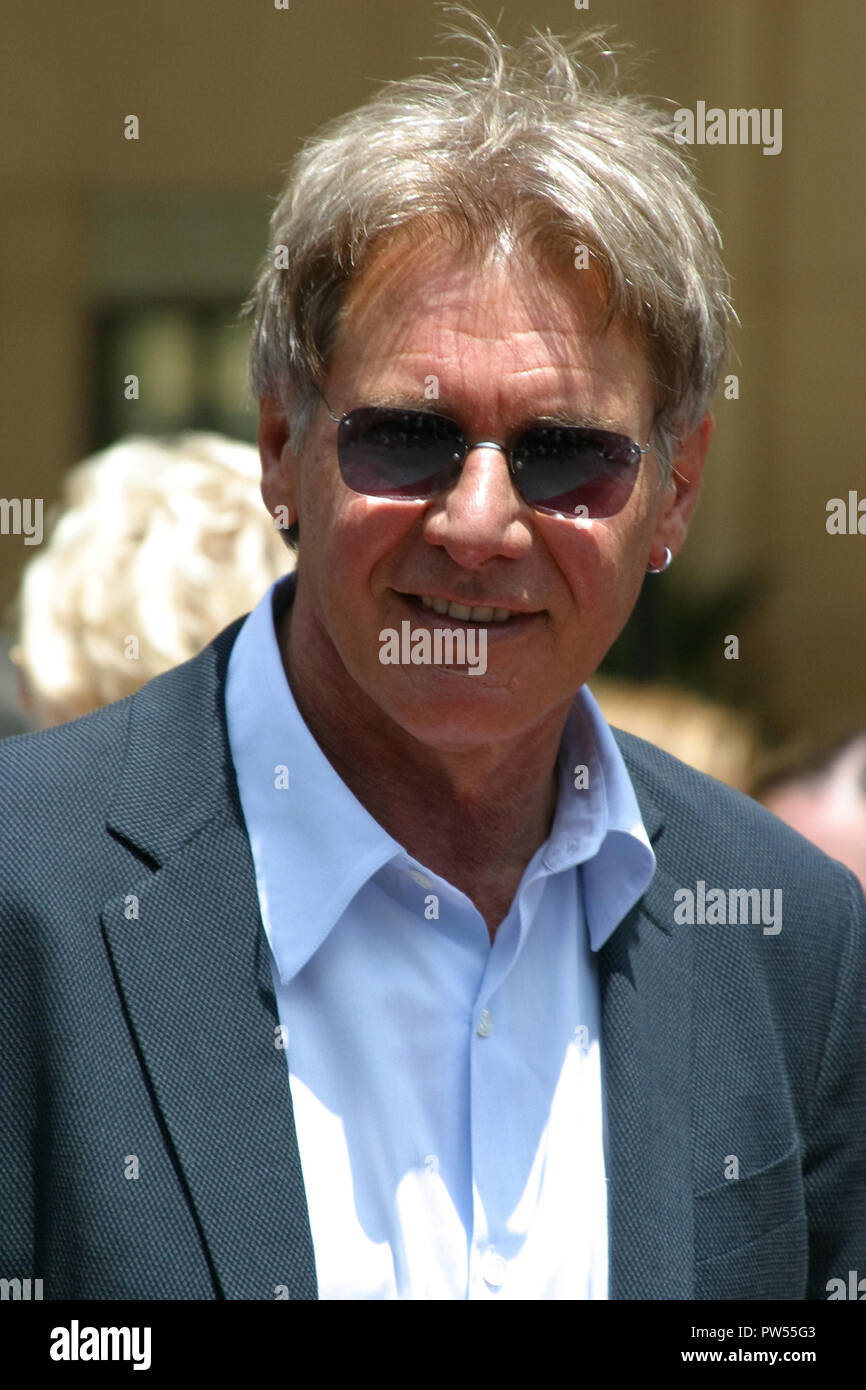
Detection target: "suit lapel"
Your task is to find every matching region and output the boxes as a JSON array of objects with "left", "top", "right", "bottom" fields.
[
  {"left": 101, "top": 619, "right": 317, "bottom": 1299},
  {"left": 600, "top": 741, "right": 695, "bottom": 1298}
]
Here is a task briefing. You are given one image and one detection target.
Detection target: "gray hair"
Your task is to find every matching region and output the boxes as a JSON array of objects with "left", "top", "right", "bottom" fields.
[{"left": 247, "top": 5, "right": 734, "bottom": 537}]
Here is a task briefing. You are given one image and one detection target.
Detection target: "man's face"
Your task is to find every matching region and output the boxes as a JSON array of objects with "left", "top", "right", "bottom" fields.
[{"left": 260, "top": 233, "right": 708, "bottom": 752}]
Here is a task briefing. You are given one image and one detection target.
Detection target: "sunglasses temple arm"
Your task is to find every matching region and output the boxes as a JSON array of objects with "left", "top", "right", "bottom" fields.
[{"left": 311, "top": 380, "right": 343, "bottom": 424}]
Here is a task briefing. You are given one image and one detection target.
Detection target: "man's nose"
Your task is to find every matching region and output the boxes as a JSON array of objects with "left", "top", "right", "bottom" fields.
[{"left": 422, "top": 442, "right": 530, "bottom": 565}]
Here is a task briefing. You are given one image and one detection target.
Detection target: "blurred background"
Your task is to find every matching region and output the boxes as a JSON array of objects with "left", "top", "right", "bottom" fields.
[{"left": 0, "top": 0, "right": 863, "bottom": 754}]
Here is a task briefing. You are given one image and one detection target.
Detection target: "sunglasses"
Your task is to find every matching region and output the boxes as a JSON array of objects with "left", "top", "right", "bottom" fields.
[{"left": 315, "top": 387, "right": 651, "bottom": 519}]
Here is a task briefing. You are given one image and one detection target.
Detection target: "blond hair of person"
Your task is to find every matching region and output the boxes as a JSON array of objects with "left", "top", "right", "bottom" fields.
[
  {"left": 590, "top": 676, "right": 760, "bottom": 792},
  {"left": 10, "top": 433, "right": 293, "bottom": 727}
]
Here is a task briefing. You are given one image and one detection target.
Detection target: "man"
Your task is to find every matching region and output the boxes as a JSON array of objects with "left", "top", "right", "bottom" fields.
[{"left": 2, "top": 17, "right": 864, "bottom": 1300}]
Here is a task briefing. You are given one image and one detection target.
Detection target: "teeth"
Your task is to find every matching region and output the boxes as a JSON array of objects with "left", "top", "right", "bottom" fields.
[{"left": 418, "top": 595, "right": 517, "bottom": 622}]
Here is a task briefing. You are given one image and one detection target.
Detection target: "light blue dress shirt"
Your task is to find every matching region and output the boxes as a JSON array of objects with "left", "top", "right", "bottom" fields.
[{"left": 225, "top": 575, "right": 655, "bottom": 1299}]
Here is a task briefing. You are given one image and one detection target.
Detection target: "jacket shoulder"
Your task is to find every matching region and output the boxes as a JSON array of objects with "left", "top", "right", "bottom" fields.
[{"left": 0, "top": 697, "right": 131, "bottom": 821}]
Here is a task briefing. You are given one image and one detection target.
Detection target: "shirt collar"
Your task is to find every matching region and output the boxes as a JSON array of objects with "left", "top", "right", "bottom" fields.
[
  {"left": 562, "top": 684, "right": 657, "bottom": 950},
  {"left": 225, "top": 575, "right": 655, "bottom": 980}
]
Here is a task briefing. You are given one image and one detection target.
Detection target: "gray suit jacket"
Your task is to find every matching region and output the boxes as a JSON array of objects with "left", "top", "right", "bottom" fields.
[{"left": 1, "top": 613, "right": 864, "bottom": 1299}]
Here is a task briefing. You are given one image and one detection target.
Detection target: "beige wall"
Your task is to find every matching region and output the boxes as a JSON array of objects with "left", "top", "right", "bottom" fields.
[{"left": 1, "top": 0, "right": 863, "bottom": 738}]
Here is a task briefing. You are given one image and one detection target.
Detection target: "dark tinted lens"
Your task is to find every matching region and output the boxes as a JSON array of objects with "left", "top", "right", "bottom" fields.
[
  {"left": 337, "top": 407, "right": 464, "bottom": 499},
  {"left": 513, "top": 426, "right": 641, "bottom": 518}
]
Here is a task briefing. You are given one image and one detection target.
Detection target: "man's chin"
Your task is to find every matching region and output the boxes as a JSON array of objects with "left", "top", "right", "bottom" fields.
[{"left": 371, "top": 668, "right": 548, "bottom": 749}]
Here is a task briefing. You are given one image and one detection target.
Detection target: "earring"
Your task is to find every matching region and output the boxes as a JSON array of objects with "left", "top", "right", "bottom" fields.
[{"left": 646, "top": 546, "right": 673, "bottom": 574}]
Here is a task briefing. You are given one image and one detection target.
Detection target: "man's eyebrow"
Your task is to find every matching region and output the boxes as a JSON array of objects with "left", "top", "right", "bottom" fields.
[
  {"left": 360, "top": 392, "right": 439, "bottom": 412},
  {"left": 530, "top": 407, "right": 625, "bottom": 432},
  {"left": 353, "top": 393, "right": 626, "bottom": 433}
]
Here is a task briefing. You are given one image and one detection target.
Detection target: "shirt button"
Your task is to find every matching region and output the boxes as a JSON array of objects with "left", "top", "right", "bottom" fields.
[
  {"left": 476, "top": 1009, "right": 493, "bottom": 1038},
  {"left": 408, "top": 867, "right": 434, "bottom": 889},
  {"left": 481, "top": 1250, "right": 507, "bottom": 1288}
]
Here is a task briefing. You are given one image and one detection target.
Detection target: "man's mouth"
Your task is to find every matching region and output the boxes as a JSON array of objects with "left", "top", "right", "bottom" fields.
[{"left": 402, "top": 592, "right": 541, "bottom": 624}]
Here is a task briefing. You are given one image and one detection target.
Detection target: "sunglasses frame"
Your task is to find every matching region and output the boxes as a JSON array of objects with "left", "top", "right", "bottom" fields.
[{"left": 313, "top": 383, "right": 653, "bottom": 519}]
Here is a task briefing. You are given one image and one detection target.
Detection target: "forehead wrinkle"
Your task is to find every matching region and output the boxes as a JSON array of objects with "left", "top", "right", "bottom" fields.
[
  {"left": 348, "top": 316, "right": 587, "bottom": 366},
  {"left": 352, "top": 326, "right": 607, "bottom": 396},
  {"left": 341, "top": 338, "right": 596, "bottom": 411}
]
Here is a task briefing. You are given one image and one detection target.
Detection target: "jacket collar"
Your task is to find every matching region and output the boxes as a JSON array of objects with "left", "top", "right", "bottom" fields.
[{"left": 106, "top": 615, "right": 247, "bottom": 866}]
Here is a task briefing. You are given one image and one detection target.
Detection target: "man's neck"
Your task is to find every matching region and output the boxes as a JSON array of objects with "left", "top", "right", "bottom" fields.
[{"left": 276, "top": 598, "right": 568, "bottom": 941}]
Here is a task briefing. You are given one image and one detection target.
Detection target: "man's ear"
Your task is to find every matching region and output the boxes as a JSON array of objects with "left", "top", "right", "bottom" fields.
[
  {"left": 258, "top": 395, "right": 299, "bottom": 529},
  {"left": 647, "top": 411, "right": 713, "bottom": 566}
]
